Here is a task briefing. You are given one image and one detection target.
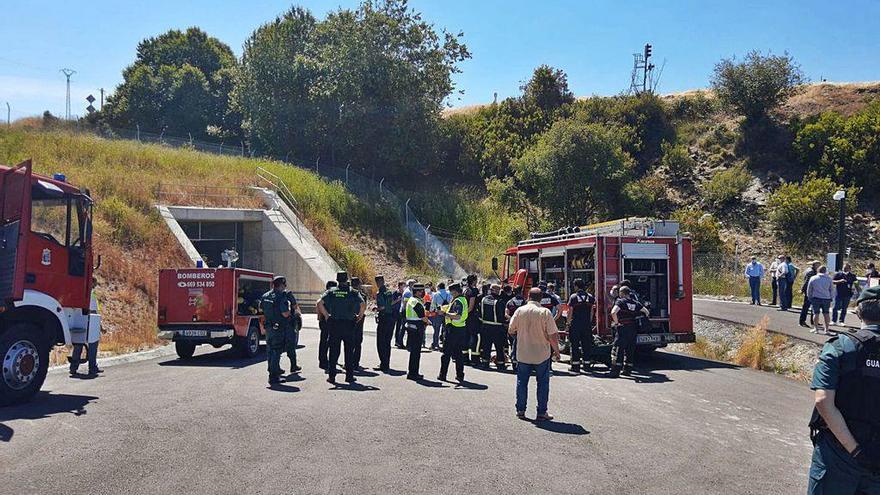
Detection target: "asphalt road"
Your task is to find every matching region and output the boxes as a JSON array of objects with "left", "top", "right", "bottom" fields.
[
  {"left": 693, "top": 298, "right": 857, "bottom": 345},
  {"left": 1, "top": 315, "right": 814, "bottom": 494}
]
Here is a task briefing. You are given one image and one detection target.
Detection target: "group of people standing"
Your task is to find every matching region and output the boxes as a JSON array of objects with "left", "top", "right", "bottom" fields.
[{"left": 744, "top": 256, "right": 873, "bottom": 335}]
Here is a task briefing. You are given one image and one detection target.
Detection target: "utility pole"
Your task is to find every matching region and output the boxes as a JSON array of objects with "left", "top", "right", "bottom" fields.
[
  {"left": 99, "top": 88, "right": 105, "bottom": 110},
  {"left": 5, "top": 102, "right": 9, "bottom": 127},
  {"left": 60, "top": 68, "right": 76, "bottom": 120}
]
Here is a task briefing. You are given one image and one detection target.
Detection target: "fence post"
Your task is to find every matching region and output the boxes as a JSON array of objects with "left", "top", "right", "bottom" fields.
[
  {"left": 379, "top": 177, "right": 384, "bottom": 196},
  {"left": 188, "top": 133, "right": 193, "bottom": 146},
  {"left": 136, "top": 124, "right": 140, "bottom": 142},
  {"left": 425, "top": 224, "right": 430, "bottom": 254},
  {"left": 219, "top": 142, "right": 223, "bottom": 155},
  {"left": 315, "top": 157, "right": 320, "bottom": 174},
  {"left": 405, "top": 198, "right": 411, "bottom": 226},
  {"left": 241, "top": 141, "right": 245, "bottom": 156},
  {"left": 345, "top": 163, "right": 350, "bottom": 186}
]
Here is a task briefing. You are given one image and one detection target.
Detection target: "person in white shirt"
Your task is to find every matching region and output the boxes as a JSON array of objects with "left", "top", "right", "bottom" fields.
[
  {"left": 744, "top": 256, "right": 765, "bottom": 305},
  {"left": 769, "top": 257, "right": 780, "bottom": 306},
  {"left": 775, "top": 255, "right": 790, "bottom": 310}
]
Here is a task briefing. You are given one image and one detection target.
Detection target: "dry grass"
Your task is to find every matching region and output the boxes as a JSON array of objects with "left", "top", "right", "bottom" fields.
[
  {"left": 0, "top": 127, "right": 411, "bottom": 361},
  {"left": 688, "top": 336, "right": 731, "bottom": 361},
  {"left": 734, "top": 316, "right": 770, "bottom": 369}
]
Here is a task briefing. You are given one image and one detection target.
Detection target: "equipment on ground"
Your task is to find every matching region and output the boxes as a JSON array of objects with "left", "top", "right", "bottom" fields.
[
  {"left": 497, "top": 218, "right": 695, "bottom": 363},
  {"left": 157, "top": 267, "right": 274, "bottom": 359},
  {"left": 0, "top": 160, "right": 101, "bottom": 405}
]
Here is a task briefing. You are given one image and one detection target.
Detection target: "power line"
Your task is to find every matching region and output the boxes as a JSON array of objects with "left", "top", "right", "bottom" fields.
[{"left": 60, "top": 68, "right": 76, "bottom": 120}]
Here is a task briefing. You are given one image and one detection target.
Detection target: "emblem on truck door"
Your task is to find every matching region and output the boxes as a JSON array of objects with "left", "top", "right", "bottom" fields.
[{"left": 41, "top": 248, "right": 51, "bottom": 266}]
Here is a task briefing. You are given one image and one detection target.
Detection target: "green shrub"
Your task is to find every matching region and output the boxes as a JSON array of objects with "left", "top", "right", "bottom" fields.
[
  {"left": 766, "top": 175, "right": 858, "bottom": 252},
  {"left": 660, "top": 142, "right": 696, "bottom": 179},
  {"left": 669, "top": 92, "right": 718, "bottom": 121},
  {"left": 703, "top": 164, "right": 752, "bottom": 207},
  {"left": 98, "top": 196, "right": 154, "bottom": 246},
  {"left": 671, "top": 206, "right": 726, "bottom": 253}
]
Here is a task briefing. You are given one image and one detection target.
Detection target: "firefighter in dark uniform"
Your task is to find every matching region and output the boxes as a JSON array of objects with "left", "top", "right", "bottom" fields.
[
  {"left": 351, "top": 277, "right": 366, "bottom": 370},
  {"left": 317, "top": 271, "right": 365, "bottom": 384},
  {"left": 280, "top": 280, "right": 302, "bottom": 373},
  {"left": 404, "top": 283, "right": 430, "bottom": 380},
  {"left": 438, "top": 283, "right": 468, "bottom": 383},
  {"left": 374, "top": 275, "right": 395, "bottom": 372},
  {"left": 465, "top": 275, "right": 481, "bottom": 364},
  {"left": 317, "top": 280, "right": 337, "bottom": 370},
  {"left": 567, "top": 278, "right": 596, "bottom": 373},
  {"left": 480, "top": 284, "right": 508, "bottom": 370},
  {"left": 506, "top": 286, "right": 527, "bottom": 371},
  {"left": 808, "top": 285, "right": 880, "bottom": 494},
  {"left": 609, "top": 286, "right": 648, "bottom": 378},
  {"left": 261, "top": 276, "right": 294, "bottom": 384}
]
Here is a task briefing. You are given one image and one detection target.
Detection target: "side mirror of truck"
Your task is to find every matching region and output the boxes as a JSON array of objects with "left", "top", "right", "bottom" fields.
[{"left": 491, "top": 257, "right": 498, "bottom": 272}]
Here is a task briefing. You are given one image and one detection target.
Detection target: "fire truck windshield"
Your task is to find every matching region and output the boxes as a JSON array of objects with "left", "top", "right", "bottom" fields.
[{"left": 29, "top": 190, "right": 92, "bottom": 248}]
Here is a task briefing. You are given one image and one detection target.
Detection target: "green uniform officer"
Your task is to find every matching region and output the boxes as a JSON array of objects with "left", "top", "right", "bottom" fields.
[
  {"left": 281, "top": 285, "right": 302, "bottom": 374},
  {"left": 808, "top": 285, "right": 880, "bottom": 494},
  {"left": 262, "top": 276, "right": 294, "bottom": 384},
  {"left": 438, "top": 283, "right": 468, "bottom": 383},
  {"left": 317, "top": 271, "right": 366, "bottom": 384},
  {"left": 405, "top": 283, "right": 430, "bottom": 380}
]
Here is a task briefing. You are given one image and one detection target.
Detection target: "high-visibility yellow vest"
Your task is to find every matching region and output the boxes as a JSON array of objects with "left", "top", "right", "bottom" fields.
[
  {"left": 449, "top": 296, "right": 468, "bottom": 328},
  {"left": 405, "top": 296, "right": 422, "bottom": 321}
]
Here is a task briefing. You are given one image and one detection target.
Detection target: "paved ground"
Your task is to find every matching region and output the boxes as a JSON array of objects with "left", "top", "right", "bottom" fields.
[
  {"left": 694, "top": 298, "right": 857, "bottom": 345},
  {"left": 2, "top": 315, "right": 813, "bottom": 494}
]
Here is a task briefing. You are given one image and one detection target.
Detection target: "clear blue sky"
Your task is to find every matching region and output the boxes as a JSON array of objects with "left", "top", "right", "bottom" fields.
[{"left": 2, "top": 0, "right": 878, "bottom": 120}]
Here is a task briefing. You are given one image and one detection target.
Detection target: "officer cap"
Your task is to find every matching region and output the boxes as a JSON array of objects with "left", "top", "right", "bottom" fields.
[
  {"left": 466, "top": 274, "right": 478, "bottom": 283},
  {"left": 272, "top": 275, "right": 287, "bottom": 285},
  {"left": 858, "top": 286, "right": 880, "bottom": 304},
  {"left": 351, "top": 277, "right": 361, "bottom": 285},
  {"left": 490, "top": 284, "right": 501, "bottom": 293},
  {"left": 413, "top": 283, "right": 425, "bottom": 291},
  {"left": 375, "top": 275, "right": 385, "bottom": 282},
  {"left": 336, "top": 271, "right": 349, "bottom": 283},
  {"left": 449, "top": 283, "right": 462, "bottom": 293}
]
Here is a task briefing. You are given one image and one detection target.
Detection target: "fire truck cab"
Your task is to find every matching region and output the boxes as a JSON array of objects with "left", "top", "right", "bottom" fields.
[
  {"left": 501, "top": 218, "right": 695, "bottom": 350},
  {"left": 1, "top": 160, "right": 100, "bottom": 406}
]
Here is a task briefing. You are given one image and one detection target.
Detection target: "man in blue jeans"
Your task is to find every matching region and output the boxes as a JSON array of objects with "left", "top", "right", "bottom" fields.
[
  {"left": 508, "top": 288, "right": 561, "bottom": 421},
  {"left": 744, "top": 256, "right": 765, "bottom": 305}
]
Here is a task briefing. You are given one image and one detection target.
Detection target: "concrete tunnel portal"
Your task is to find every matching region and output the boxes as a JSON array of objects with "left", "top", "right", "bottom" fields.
[{"left": 156, "top": 188, "right": 340, "bottom": 310}]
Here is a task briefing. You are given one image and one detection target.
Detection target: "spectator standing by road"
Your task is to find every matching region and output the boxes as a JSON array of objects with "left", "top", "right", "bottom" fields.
[
  {"left": 744, "top": 256, "right": 765, "bottom": 305},
  {"left": 508, "top": 287, "right": 560, "bottom": 421},
  {"left": 866, "top": 263, "right": 880, "bottom": 280},
  {"left": 786, "top": 256, "right": 799, "bottom": 310},
  {"left": 393, "top": 281, "right": 406, "bottom": 348},
  {"left": 768, "top": 256, "right": 780, "bottom": 306},
  {"left": 832, "top": 264, "right": 857, "bottom": 326},
  {"left": 430, "top": 282, "right": 451, "bottom": 350},
  {"left": 800, "top": 261, "right": 820, "bottom": 328},
  {"left": 807, "top": 266, "right": 834, "bottom": 335},
  {"left": 775, "top": 256, "right": 790, "bottom": 310}
]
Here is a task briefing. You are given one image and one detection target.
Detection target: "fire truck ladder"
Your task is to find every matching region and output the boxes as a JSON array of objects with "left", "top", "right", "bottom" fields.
[{"left": 517, "top": 217, "right": 656, "bottom": 247}]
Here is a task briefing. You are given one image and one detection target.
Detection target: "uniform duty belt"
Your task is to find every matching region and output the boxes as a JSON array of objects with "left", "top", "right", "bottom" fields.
[{"left": 480, "top": 321, "right": 503, "bottom": 326}]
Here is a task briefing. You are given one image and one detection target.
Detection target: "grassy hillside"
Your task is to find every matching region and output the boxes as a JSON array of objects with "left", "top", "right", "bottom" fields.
[{"left": 0, "top": 127, "right": 421, "bottom": 359}]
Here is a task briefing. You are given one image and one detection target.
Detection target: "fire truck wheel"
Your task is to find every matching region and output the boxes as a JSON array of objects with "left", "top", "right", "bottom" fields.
[
  {"left": 175, "top": 341, "right": 197, "bottom": 359},
  {"left": 0, "top": 323, "right": 50, "bottom": 407},
  {"left": 236, "top": 323, "right": 260, "bottom": 358}
]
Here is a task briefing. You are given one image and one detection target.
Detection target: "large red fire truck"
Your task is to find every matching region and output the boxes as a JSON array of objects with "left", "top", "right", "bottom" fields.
[
  {"left": 1, "top": 160, "right": 101, "bottom": 405},
  {"left": 157, "top": 267, "right": 272, "bottom": 359},
  {"left": 499, "top": 218, "right": 695, "bottom": 351}
]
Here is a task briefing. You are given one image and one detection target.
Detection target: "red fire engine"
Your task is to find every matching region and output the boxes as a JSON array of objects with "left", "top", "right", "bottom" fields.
[
  {"left": 157, "top": 267, "right": 273, "bottom": 359},
  {"left": 1, "top": 160, "right": 101, "bottom": 405},
  {"left": 500, "top": 218, "right": 695, "bottom": 350}
]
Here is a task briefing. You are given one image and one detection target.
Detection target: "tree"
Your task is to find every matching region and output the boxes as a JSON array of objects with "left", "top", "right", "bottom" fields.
[
  {"left": 671, "top": 207, "right": 726, "bottom": 253},
  {"left": 767, "top": 175, "right": 858, "bottom": 252},
  {"left": 710, "top": 50, "right": 806, "bottom": 123},
  {"left": 235, "top": 0, "right": 470, "bottom": 175},
  {"left": 503, "top": 118, "right": 633, "bottom": 228},
  {"left": 520, "top": 65, "right": 574, "bottom": 114},
  {"left": 103, "top": 28, "right": 238, "bottom": 138}
]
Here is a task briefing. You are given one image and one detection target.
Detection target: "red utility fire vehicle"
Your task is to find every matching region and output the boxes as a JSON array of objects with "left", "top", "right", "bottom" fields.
[
  {"left": 1, "top": 160, "right": 101, "bottom": 405},
  {"left": 499, "top": 218, "right": 695, "bottom": 350},
  {"left": 157, "top": 267, "right": 273, "bottom": 359}
]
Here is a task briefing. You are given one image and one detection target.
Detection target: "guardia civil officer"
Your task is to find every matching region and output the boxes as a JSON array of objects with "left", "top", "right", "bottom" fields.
[
  {"left": 479, "top": 284, "right": 508, "bottom": 370},
  {"left": 262, "top": 276, "right": 294, "bottom": 384},
  {"left": 807, "top": 285, "right": 880, "bottom": 494},
  {"left": 317, "top": 271, "right": 365, "bottom": 384},
  {"left": 404, "top": 283, "right": 430, "bottom": 380},
  {"left": 374, "top": 275, "right": 395, "bottom": 372},
  {"left": 465, "top": 275, "right": 481, "bottom": 364},
  {"left": 609, "top": 286, "right": 648, "bottom": 378},
  {"left": 506, "top": 286, "right": 527, "bottom": 371},
  {"left": 438, "top": 283, "right": 468, "bottom": 383},
  {"left": 567, "top": 278, "right": 596, "bottom": 373},
  {"left": 351, "top": 277, "right": 366, "bottom": 370},
  {"left": 279, "top": 278, "right": 302, "bottom": 373},
  {"left": 317, "top": 280, "right": 337, "bottom": 370}
]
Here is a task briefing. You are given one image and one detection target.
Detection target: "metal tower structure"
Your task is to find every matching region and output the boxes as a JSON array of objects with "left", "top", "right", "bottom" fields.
[
  {"left": 60, "top": 68, "right": 76, "bottom": 120},
  {"left": 629, "top": 44, "right": 655, "bottom": 95}
]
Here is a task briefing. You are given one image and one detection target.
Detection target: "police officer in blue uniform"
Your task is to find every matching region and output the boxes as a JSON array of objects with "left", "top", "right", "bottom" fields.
[
  {"left": 404, "top": 283, "right": 430, "bottom": 380},
  {"left": 351, "top": 277, "right": 366, "bottom": 370},
  {"left": 317, "top": 271, "right": 365, "bottom": 385},
  {"left": 318, "top": 280, "right": 337, "bottom": 370},
  {"left": 479, "top": 284, "right": 507, "bottom": 370},
  {"left": 374, "top": 275, "right": 395, "bottom": 372},
  {"left": 808, "top": 285, "right": 880, "bottom": 494},
  {"left": 262, "top": 276, "right": 294, "bottom": 384}
]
